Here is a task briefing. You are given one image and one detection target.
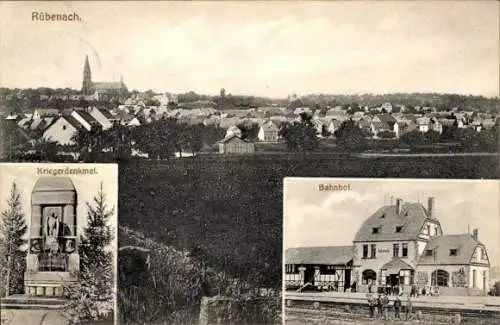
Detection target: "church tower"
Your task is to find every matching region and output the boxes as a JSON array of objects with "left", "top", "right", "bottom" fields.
[{"left": 81, "top": 54, "right": 93, "bottom": 95}]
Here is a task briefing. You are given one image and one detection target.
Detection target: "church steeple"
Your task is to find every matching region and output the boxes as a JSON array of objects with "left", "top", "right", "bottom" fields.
[{"left": 81, "top": 54, "right": 93, "bottom": 95}]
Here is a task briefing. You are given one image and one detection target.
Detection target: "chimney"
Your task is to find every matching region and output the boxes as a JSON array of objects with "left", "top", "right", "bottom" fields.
[
  {"left": 396, "top": 198, "right": 402, "bottom": 214},
  {"left": 472, "top": 229, "right": 478, "bottom": 241},
  {"left": 428, "top": 197, "right": 435, "bottom": 218}
]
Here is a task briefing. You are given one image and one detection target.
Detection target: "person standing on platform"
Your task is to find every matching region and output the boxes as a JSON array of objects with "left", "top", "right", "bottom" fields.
[
  {"left": 393, "top": 295, "right": 402, "bottom": 319},
  {"left": 381, "top": 292, "right": 389, "bottom": 320},
  {"left": 377, "top": 294, "right": 383, "bottom": 318},
  {"left": 367, "top": 293, "right": 375, "bottom": 318},
  {"left": 405, "top": 295, "right": 413, "bottom": 320}
]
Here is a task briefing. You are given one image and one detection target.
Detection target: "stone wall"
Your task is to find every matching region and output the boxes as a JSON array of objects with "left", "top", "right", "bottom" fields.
[{"left": 199, "top": 295, "right": 280, "bottom": 325}]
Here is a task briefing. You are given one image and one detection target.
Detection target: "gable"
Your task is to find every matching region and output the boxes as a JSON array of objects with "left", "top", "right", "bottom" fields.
[
  {"left": 353, "top": 203, "right": 430, "bottom": 242},
  {"left": 418, "top": 235, "right": 487, "bottom": 266},
  {"left": 43, "top": 117, "right": 79, "bottom": 138}
]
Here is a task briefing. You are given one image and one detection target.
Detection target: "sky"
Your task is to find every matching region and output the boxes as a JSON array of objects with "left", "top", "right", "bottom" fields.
[
  {"left": 0, "top": 1, "right": 498, "bottom": 98},
  {"left": 0, "top": 163, "right": 118, "bottom": 252},
  {"left": 284, "top": 178, "right": 500, "bottom": 267}
]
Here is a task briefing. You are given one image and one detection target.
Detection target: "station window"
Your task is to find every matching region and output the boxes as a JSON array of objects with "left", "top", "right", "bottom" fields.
[
  {"left": 402, "top": 243, "right": 408, "bottom": 257},
  {"left": 371, "top": 244, "right": 376, "bottom": 258},
  {"left": 393, "top": 244, "right": 399, "bottom": 257},
  {"left": 363, "top": 244, "right": 368, "bottom": 259},
  {"left": 449, "top": 249, "right": 458, "bottom": 256}
]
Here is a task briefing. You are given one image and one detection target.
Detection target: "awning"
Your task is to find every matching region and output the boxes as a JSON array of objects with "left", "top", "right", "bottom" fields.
[{"left": 381, "top": 257, "right": 414, "bottom": 274}]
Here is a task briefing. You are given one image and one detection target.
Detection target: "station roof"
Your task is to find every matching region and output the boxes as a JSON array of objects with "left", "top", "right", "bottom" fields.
[{"left": 285, "top": 246, "right": 354, "bottom": 265}]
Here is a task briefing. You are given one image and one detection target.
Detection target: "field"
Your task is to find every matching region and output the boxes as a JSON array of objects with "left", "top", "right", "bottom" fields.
[{"left": 118, "top": 153, "right": 498, "bottom": 289}]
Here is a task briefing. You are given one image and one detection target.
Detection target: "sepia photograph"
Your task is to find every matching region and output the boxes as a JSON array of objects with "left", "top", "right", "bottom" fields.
[
  {"left": 284, "top": 178, "right": 500, "bottom": 324},
  {"left": 0, "top": 1, "right": 499, "bottom": 325},
  {"left": 0, "top": 163, "right": 118, "bottom": 325}
]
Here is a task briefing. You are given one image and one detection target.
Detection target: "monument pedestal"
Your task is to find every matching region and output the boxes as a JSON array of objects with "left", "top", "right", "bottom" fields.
[{"left": 24, "top": 271, "right": 78, "bottom": 297}]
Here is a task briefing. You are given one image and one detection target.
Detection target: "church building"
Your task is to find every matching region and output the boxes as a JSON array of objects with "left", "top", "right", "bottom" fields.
[{"left": 81, "top": 54, "right": 128, "bottom": 101}]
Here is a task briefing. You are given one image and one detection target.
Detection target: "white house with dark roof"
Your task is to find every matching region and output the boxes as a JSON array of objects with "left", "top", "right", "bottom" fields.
[
  {"left": 42, "top": 115, "right": 85, "bottom": 145},
  {"left": 285, "top": 196, "right": 491, "bottom": 296},
  {"left": 71, "top": 110, "right": 99, "bottom": 131},
  {"left": 89, "top": 107, "right": 114, "bottom": 130},
  {"left": 258, "top": 120, "right": 279, "bottom": 142}
]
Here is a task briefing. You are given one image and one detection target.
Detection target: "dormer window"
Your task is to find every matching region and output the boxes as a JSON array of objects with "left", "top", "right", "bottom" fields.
[
  {"left": 449, "top": 249, "right": 458, "bottom": 256},
  {"left": 395, "top": 226, "right": 403, "bottom": 233},
  {"left": 372, "top": 227, "right": 380, "bottom": 234},
  {"left": 380, "top": 214, "right": 385, "bottom": 218},
  {"left": 425, "top": 249, "right": 433, "bottom": 256}
]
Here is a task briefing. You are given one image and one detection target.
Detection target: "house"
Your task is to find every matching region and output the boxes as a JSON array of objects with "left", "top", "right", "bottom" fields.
[
  {"left": 370, "top": 122, "right": 392, "bottom": 138},
  {"left": 327, "top": 119, "right": 343, "bottom": 137},
  {"left": 127, "top": 116, "right": 143, "bottom": 127},
  {"left": 353, "top": 198, "right": 443, "bottom": 293},
  {"left": 325, "top": 110, "right": 349, "bottom": 121},
  {"left": 89, "top": 107, "right": 114, "bottom": 130},
  {"left": 285, "top": 246, "right": 354, "bottom": 291},
  {"left": 42, "top": 115, "right": 85, "bottom": 145},
  {"left": 429, "top": 118, "right": 443, "bottom": 134},
  {"left": 71, "top": 110, "right": 99, "bottom": 131},
  {"left": 417, "top": 231, "right": 490, "bottom": 294},
  {"left": 416, "top": 117, "right": 431, "bottom": 133},
  {"left": 219, "top": 117, "right": 243, "bottom": 130},
  {"left": 258, "top": 121, "right": 279, "bottom": 143},
  {"left": 357, "top": 119, "right": 372, "bottom": 134},
  {"left": 310, "top": 116, "right": 324, "bottom": 136},
  {"left": 218, "top": 135, "right": 255, "bottom": 154},
  {"left": 379, "top": 102, "right": 393, "bottom": 113},
  {"left": 225, "top": 125, "right": 243, "bottom": 138},
  {"left": 285, "top": 196, "right": 491, "bottom": 296}
]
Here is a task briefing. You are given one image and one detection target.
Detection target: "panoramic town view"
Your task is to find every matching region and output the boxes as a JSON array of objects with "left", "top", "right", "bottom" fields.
[{"left": 0, "top": 1, "right": 499, "bottom": 325}]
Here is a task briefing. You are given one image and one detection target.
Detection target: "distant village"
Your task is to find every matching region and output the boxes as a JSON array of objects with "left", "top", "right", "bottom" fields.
[{"left": 0, "top": 56, "right": 498, "bottom": 161}]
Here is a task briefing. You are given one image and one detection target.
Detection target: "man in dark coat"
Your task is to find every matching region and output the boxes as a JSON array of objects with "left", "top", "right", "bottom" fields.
[
  {"left": 381, "top": 293, "right": 389, "bottom": 320},
  {"left": 377, "top": 294, "right": 383, "bottom": 318},
  {"left": 394, "top": 295, "right": 402, "bottom": 319}
]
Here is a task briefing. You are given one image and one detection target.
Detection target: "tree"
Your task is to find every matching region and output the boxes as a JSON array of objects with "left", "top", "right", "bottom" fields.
[
  {"left": 63, "top": 184, "right": 115, "bottom": 323},
  {"left": 0, "top": 182, "right": 28, "bottom": 297},
  {"left": 34, "top": 138, "right": 59, "bottom": 161},
  {"left": 237, "top": 121, "right": 260, "bottom": 141},
  {"left": 71, "top": 125, "right": 105, "bottom": 162},
  {"left": 279, "top": 116, "right": 318, "bottom": 156},
  {"left": 377, "top": 131, "right": 396, "bottom": 139},
  {"left": 489, "top": 281, "right": 500, "bottom": 296},
  {"left": 334, "top": 119, "right": 368, "bottom": 151}
]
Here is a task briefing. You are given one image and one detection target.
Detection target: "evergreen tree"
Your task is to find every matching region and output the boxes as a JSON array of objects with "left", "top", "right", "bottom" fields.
[
  {"left": 0, "top": 182, "right": 28, "bottom": 296},
  {"left": 63, "top": 183, "right": 115, "bottom": 322}
]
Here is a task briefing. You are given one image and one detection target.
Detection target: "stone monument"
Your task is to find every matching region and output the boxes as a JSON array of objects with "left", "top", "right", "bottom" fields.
[{"left": 24, "top": 177, "right": 79, "bottom": 296}]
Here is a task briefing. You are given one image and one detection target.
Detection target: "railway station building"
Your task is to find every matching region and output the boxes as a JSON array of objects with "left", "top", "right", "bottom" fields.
[{"left": 285, "top": 197, "right": 491, "bottom": 296}]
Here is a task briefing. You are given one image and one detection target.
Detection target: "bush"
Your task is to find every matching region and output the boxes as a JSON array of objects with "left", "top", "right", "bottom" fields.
[
  {"left": 489, "top": 281, "right": 500, "bottom": 296},
  {"left": 377, "top": 131, "right": 396, "bottom": 139}
]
